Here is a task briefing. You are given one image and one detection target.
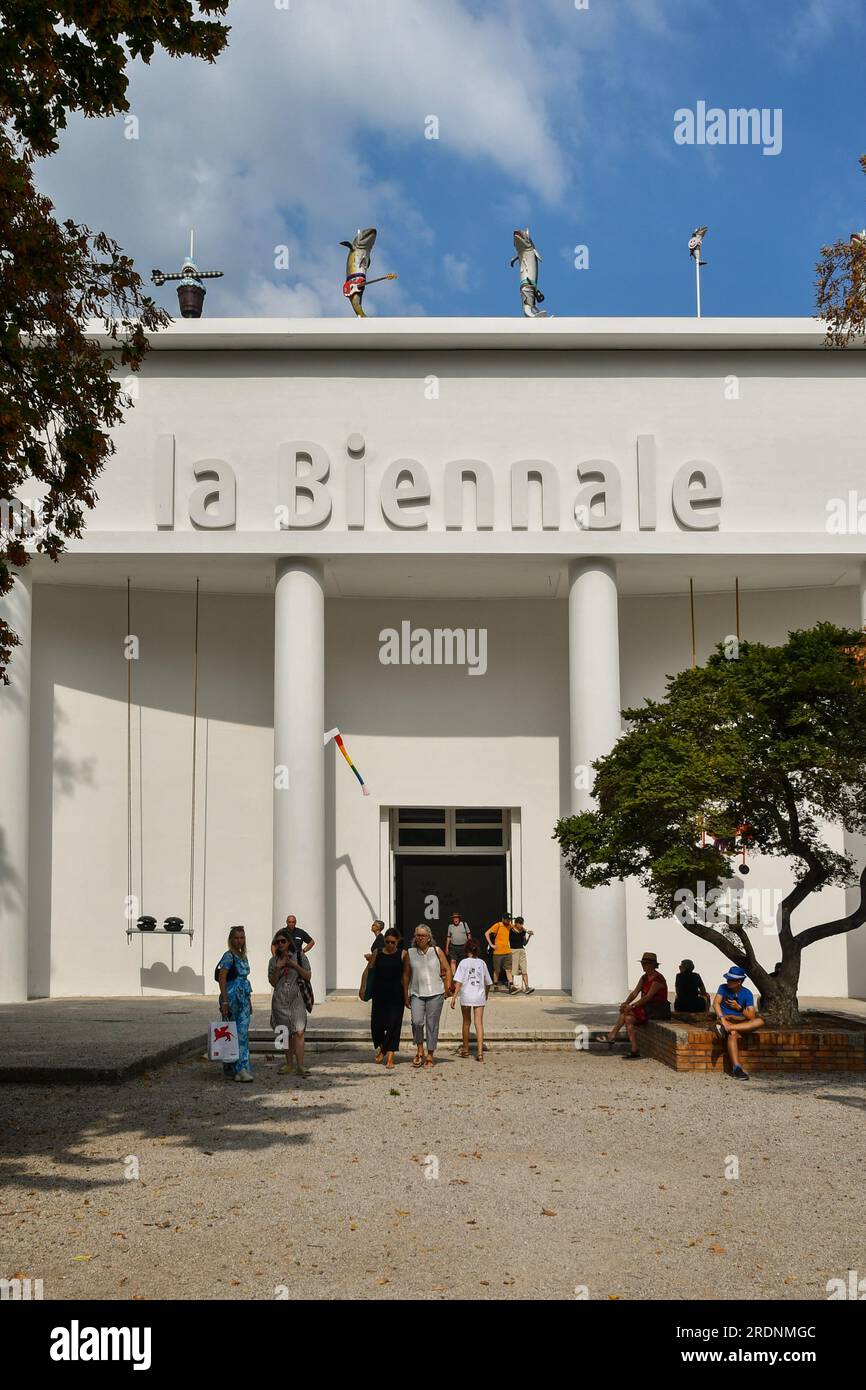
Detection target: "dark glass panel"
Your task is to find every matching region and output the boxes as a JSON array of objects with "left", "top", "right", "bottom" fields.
[
  {"left": 398, "top": 828, "right": 448, "bottom": 847},
  {"left": 455, "top": 828, "right": 504, "bottom": 847}
]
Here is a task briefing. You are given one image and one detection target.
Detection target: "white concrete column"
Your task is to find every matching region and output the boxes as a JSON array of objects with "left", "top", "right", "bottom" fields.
[
  {"left": 569, "top": 559, "right": 628, "bottom": 1004},
  {"left": 859, "top": 562, "right": 866, "bottom": 628},
  {"left": 0, "top": 570, "right": 32, "bottom": 1002},
  {"left": 273, "top": 559, "right": 326, "bottom": 999}
]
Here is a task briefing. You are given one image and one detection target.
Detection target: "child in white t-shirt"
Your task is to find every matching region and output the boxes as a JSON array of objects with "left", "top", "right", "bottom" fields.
[{"left": 450, "top": 938, "right": 492, "bottom": 1062}]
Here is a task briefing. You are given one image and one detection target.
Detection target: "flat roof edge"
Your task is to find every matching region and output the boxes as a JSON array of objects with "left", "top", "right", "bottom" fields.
[{"left": 84, "top": 316, "right": 859, "bottom": 352}]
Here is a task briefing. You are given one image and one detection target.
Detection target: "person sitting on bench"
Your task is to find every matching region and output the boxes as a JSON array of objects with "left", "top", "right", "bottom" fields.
[
  {"left": 713, "top": 965, "right": 763, "bottom": 1080},
  {"left": 674, "top": 958, "right": 710, "bottom": 1013},
  {"left": 593, "top": 952, "right": 671, "bottom": 1060}
]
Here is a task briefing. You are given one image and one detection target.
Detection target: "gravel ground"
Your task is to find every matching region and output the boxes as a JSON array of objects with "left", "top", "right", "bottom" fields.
[{"left": 1, "top": 1048, "right": 863, "bottom": 1302}]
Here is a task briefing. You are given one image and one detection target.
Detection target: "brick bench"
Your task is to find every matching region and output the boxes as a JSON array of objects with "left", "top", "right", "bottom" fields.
[{"left": 635, "top": 1012, "right": 866, "bottom": 1073}]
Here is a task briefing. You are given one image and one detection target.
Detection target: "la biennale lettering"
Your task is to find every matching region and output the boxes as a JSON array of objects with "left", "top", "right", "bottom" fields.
[{"left": 154, "top": 433, "right": 723, "bottom": 532}]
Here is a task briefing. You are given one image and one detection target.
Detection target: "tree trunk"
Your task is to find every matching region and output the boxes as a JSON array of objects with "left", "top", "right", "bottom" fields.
[{"left": 757, "top": 959, "right": 802, "bottom": 1028}]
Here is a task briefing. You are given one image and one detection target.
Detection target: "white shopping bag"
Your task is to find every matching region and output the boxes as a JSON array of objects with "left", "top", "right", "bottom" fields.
[{"left": 208, "top": 1018, "right": 239, "bottom": 1062}]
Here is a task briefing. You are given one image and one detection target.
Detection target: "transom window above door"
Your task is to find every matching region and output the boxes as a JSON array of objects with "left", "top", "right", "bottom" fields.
[{"left": 394, "top": 808, "right": 507, "bottom": 851}]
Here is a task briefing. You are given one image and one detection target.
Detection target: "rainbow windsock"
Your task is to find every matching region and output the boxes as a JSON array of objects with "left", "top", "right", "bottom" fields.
[{"left": 324, "top": 727, "right": 370, "bottom": 796}]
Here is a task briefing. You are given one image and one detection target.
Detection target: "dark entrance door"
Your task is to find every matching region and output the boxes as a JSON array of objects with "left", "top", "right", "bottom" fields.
[{"left": 395, "top": 854, "right": 507, "bottom": 950}]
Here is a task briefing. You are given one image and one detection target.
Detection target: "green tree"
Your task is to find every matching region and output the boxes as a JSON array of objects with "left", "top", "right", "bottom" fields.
[
  {"left": 0, "top": 2, "right": 230, "bottom": 157},
  {"left": 816, "top": 153, "right": 866, "bottom": 347},
  {"left": 554, "top": 624, "right": 866, "bottom": 1027},
  {"left": 0, "top": 2, "right": 230, "bottom": 680}
]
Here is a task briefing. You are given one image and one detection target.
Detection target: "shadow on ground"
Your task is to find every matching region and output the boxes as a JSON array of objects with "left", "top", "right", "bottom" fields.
[
  {"left": 756, "top": 1077, "right": 866, "bottom": 1110},
  {"left": 0, "top": 1054, "right": 365, "bottom": 1195}
]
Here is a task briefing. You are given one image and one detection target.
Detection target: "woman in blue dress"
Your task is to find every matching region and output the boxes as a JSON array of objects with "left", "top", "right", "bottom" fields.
[{"left": 217, "top": 925, "right": 253, "bottom": 1082}]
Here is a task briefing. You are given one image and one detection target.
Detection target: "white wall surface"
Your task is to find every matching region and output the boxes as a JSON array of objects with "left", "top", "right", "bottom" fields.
[
  {"left": 27, "top": 581, "right": 866, "bottom": 999},
  {"left": 29, "top": 584, "right": 274, "bottom": 998},
  {"left": 325, "top": 599, "right": 569, "bottom": 991},
  {"left": 18, "top": 333, "right": 866, "bottom": 998},
  {"left": 619, "top": 584, "right": 860, "bottom": 998},
  {"left": 80, "top": 346, "right": 866, "bottom": 545}
]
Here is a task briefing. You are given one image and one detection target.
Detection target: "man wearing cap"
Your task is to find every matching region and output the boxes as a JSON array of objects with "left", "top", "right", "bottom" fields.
[
  {"left": 446, "top": 911, "right": 471, "bottom": 970},
  {"left": 593, "top": 952, "right": 670, "bottom": 1058},
  {"left": 713, "top": 966, "right": 763, "bottom": 1080}
]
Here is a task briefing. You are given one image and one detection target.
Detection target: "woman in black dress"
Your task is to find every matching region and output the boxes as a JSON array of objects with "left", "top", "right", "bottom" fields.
[{"left": 367, "top": 927, "right": 407, "bottom": 1069}]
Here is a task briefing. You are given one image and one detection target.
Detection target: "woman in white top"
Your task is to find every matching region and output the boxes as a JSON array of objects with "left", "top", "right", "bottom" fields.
[
  {"left": 450, "top": 937, "right": 491, "bottom": 1062},
  {"left": 402, "top": 924, "right": 452, "bottom": 1069}
]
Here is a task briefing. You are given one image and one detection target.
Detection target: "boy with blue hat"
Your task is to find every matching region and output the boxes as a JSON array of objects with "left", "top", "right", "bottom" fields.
[{"left": 713, "top": 965, "right": 763, "bottom": 1080}]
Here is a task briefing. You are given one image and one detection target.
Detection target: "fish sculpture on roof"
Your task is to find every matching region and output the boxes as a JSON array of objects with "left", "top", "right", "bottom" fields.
[
  {"left": 340, "top": 227, "right": 397, "bottom": 317},
  {"left": 511, "top": 228, "right": 549, "bottom": 318}
]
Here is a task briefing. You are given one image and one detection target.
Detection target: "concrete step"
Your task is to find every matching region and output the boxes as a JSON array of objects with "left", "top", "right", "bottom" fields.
[
  {"left": 251, "top": 1040, "right": 575, "bottom": 1054},
  {"left": 247, "top": 1027, "right": 578, "bottom": 1052}
]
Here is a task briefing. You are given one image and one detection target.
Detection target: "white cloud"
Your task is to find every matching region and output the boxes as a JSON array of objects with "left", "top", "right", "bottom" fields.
[
  {"left": 769, "top": 0, "right": 863, "bottom": 67},
  {"left": 35, "top": 0, "right": 574, "bottom": 316},
  {"left": 442, "top": 253, "right": 472, "bottom": 293}
]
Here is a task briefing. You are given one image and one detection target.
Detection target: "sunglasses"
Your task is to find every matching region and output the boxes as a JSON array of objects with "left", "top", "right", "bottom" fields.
[{"left": 275, "top": 938, "right": 288, "bottom": 945}]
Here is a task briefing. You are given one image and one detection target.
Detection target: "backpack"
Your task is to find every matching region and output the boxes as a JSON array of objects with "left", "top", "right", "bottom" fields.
[{"left": 214, "top": 956, "right": 238, "bottom": 985}]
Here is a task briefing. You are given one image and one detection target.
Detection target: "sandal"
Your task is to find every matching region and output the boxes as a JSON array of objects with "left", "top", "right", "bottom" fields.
[
  {"left": 591, "top": 1032, "right": 614, "bottom": 1045},
  {"left": 424, "top": 1056, "right": 434, "bottom": 1068},
  {"left": 459, "top": 1048, "right": 470, "bottom": 1058},
  {"left": 412, "top": 1055, "right": 423, "bottom": 1069}
]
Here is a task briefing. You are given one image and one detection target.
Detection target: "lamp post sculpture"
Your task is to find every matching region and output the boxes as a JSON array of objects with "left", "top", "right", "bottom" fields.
[
  {"left": 151, "top": 231, "right": 224, "bottom": 318},
  {"left": 688, "top": 225, "right": 708, "bottom": 318}
]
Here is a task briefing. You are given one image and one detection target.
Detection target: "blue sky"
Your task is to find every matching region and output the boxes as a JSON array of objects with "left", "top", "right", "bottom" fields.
[{"left": 36, "top": 0, "right": 866, "bottom": 318}]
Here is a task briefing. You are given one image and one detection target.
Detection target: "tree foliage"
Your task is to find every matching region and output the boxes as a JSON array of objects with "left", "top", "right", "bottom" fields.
[
  {"left": 0, "top": 3, "right": 230, "bottom": 679},
  {"left": 0, "top": 2, "right": 230, "bottom": 156},
  {"left": 554, "top": 624, "right": 866, "bottom": 1024},
  {"left": 816, "top": 153, "right": 866, "bottom": 347},
  {"left": 0, "top": 131, "right": 168, "bottom": 676}
]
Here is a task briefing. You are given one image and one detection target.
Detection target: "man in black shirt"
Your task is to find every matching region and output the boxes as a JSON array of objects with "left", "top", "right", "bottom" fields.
[
  {"left": 285, "top": 913, "right": 315, "bottom": 958},
  {"left": 509, "top": 916, "right": 534, "bottom": 994}
]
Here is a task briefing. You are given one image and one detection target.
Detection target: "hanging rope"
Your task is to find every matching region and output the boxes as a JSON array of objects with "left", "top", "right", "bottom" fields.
[
  {"left": 138, "top": 701, "right": 144, "bottom": 917},
  {"left": 689, "top": 577, "right": 696, "bottom": 669},
  {"left": 126, "top": 578, "right": 132, "bottom": 928},
  {"left": 188, "top": 578, "right": 200, "bottom": 939}
]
